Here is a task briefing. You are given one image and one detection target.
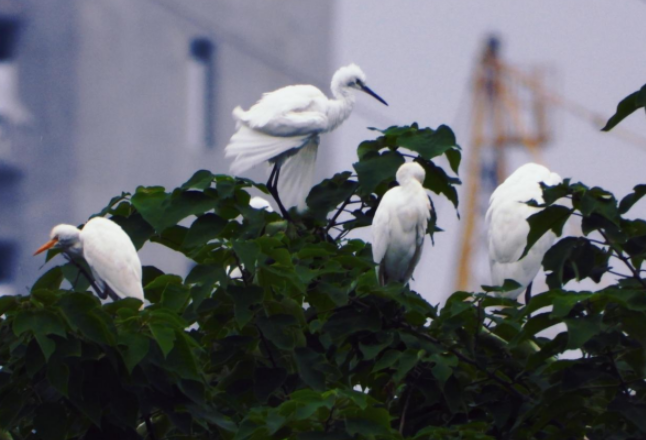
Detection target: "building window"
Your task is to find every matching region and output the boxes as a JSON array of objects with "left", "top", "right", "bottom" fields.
[{"left": 187, "top": 37, "right": 215, "bottom": 149}]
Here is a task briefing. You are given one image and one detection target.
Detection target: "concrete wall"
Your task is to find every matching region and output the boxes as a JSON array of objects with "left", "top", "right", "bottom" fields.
[{"left": 9, "top": 0, "right": 333, "bottom": 290}]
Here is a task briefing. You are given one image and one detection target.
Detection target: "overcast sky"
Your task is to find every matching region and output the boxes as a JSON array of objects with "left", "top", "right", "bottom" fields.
[{"left": 321, "top": 1, "right": 646, "bottom": 304}]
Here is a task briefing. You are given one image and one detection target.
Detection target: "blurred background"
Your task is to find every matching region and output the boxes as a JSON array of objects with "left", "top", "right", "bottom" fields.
[{"left": 2, "top": 1, "right": 646, "bottom": 305}]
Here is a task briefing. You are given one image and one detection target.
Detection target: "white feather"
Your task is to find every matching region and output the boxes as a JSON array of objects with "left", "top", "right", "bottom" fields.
[
  {"left": 275, "top": 139, "right": 319, "bottom": 212},
  {"left": 81, "top": 217, "right": 145, "bottom": 302},
  {"left": 225, "top": 64, "right": 387, "bottom": 211},
  {"left": 486, "top": 163, "right": 563, "bottom": 299},
  {"left": 372, "top": 163, "right": 431, "bottom": 285}
]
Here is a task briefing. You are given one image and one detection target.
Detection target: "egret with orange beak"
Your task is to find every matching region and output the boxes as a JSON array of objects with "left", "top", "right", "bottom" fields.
[{"left": 34, "top": 217, "right": 145, "bottom": 304}]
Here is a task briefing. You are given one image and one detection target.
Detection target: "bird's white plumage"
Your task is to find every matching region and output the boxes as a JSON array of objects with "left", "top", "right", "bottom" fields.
[
  {"left": 80, "top": 217, "right": 144, "bottom": 302},
  {"left": 43, "top": 217, "right": 144, "bottom": 303},
  {"left": 249, "top": 196, "right": 273, "bottom": 212},
  {"left": 226, "top": 64, "right": 385, "bottom": 211},
  {"left": 372, "top": 163, "right": 431, "bottom": 285},
  {"left": 485, "top": 162, "right": 562, "bottom": 299}
]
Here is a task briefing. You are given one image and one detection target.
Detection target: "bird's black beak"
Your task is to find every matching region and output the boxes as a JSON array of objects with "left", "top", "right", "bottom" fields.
[{"left": 358, "top": 82, "right": 388, "bottom": 106}]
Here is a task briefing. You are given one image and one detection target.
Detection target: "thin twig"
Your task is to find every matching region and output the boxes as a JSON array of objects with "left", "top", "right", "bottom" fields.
[
  {"left": 255, "top": 323, "right": 290, "bottom": 396},
  {"left": 144, "top": 415, "right": 158, "bottom": 440},
  {"left": 607, "top": 349, "right": 631, "bottom": 396},
  {"left": 326, "top": 198, "right": 352, "bottom": 234},
  {"left": 398, "top": 385, "right": 412, "bottom": 434},
  {"left": 608, "top": 270, "right": 631, "bottom": 278},
  {"left": 598, "top": 229, "right": 646, "bottom": 289},
  {"left": 398, "top": 321, "right": 529, "bottom": 401}
]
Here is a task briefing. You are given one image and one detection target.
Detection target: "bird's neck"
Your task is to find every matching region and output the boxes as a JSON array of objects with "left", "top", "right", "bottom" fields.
[{"left": 326, "top": 92, "right": 355, "bottom": 132}]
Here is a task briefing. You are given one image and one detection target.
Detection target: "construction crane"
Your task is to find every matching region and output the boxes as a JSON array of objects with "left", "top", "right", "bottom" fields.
[
  {"left": 453, "top": 35, "right": 646, "bottom": 293},
  {"left": 454, "top": 36, "right": 550, "bottom": 292}
]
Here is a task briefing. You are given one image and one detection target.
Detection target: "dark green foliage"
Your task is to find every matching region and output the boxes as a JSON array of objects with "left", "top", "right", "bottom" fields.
[
  {"left": 602, "top": 84, "right": 646, "bottom": 131},
  {"left": 2, "top": 122, "right": 646, "bottom": 440}
]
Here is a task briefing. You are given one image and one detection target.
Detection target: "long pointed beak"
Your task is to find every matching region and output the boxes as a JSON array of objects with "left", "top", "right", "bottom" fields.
[
  {"left": 359, "top": 84, "right": 388, "bottom": 106},
  {"left": 34, "top": 238, "right": 58, "bottom": 256}
]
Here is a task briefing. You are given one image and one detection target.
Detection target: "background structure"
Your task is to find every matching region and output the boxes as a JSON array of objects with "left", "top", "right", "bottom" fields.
[{"left": 2, "top": 0, "right": 332, "bottom": 293}]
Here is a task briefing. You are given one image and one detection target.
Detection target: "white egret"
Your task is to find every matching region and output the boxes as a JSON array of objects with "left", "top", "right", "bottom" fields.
[
  {"left": 225, "top": 63, "right": 388, "bottom": 216},
  {"left": 372, "top": 162, "right": 431, "bottom": 285},
  {"left": 485, "top": 162, "right": 562, "bottom": 302},
  {"left": 34, "top": 217, "right": 145, "bottom": 304},
  {"left": 249, "top": 196, "right": 273, "bottom": 212}
]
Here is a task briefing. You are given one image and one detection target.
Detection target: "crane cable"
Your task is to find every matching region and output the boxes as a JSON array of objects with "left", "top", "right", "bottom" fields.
[{"left": 500, "top": 63, "right": 646, "bottom": 152}]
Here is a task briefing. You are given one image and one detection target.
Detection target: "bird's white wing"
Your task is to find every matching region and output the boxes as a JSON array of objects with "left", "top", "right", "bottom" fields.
[
  {"left": 372, "top": 191, "right": 395, "bottom": 265},
  {"left": 276, "top": 137, "right": 319, "bottom": 212},
  {"left": 81, "top": 218, "right": 144, "bottom": 302},
  {"left": 225, "top": 125, "right": 313, "bottom": 174},
  {"left": 236, "top": 85, "right": 330, "bottom": 136}
]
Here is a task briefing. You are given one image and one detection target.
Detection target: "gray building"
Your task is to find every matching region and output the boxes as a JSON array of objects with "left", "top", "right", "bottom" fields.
[{"left": 1, "top": 0, "right": 333, "bottom": 293}]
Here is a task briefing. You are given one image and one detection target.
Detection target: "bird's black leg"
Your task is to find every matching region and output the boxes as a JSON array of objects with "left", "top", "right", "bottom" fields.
[
  {"left": 524, "top": 282, "right": 533, "bottom": 306},
  {"left": 104, "top": 286, "right": 122, "bottom": 303},
  {"left": 266, "top": 163, "right": 292, "bottom": 221},
  {"left": 64, "top": 255, "right": 108, "bottom": 299}
]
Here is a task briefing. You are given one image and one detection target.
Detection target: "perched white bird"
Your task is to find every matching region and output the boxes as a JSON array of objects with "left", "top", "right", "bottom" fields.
[
  {"left": 372, "top": 162, "right": 431, "bottom": 285},
  {"left": 249, "top": 196, "right": 273, "bottom": 212},
  {"left": 34, "top": 217, "right": 145, "bottom": 304},
  {"left": 225, "top": 63, "right": 387, "bottom": 215},
  {"left": 485, "top": 162, "right": 562, "bottom": 301}
]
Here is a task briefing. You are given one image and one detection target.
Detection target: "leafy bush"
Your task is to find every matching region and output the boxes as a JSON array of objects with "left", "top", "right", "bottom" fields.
[{"left": 2, "top": 122, "right": 646, "bottom": 440}]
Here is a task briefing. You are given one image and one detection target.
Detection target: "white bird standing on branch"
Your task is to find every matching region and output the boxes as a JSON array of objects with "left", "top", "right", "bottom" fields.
[
  {"left": 372, "top": 162, "right": 431, "bottom": 286},
  {"left": 486, "top": 162, "right": 562, "bottom": 302},
  {"left": 34, "top": 217, "right": 145, "bottom": 304},
  {"left": 225, "top": 63, "right": 388, "bottom": 216}
]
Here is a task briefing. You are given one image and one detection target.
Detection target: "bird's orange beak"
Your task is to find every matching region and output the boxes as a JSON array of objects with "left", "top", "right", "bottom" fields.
[{"left": 34, "top": 238, "right": 58, "bottom": 256}]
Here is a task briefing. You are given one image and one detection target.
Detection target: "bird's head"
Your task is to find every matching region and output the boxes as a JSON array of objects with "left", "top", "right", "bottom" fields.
[
  {"left": 396, "top": 162, "right": 426, "bottom": 186},
  {"left": 34, "top": 224, "right": 81, "bottom": 256},
  {"left": 331, "top": 63, "right": 388, "bottom": 105}
]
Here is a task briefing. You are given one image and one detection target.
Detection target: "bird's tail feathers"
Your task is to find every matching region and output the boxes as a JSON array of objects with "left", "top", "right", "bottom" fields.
[
  {"left": 276, "top": 139, "right": 318, "bottom": 212},
  {"left": 225, "top": 125, "right": 311, "bottom": 175}
]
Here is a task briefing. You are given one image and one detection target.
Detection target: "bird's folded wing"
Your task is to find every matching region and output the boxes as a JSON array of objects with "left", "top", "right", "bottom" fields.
[
  {"left": 276, "top": 138, "right": 319, "bottom": 212},
  {"left": 371, "top": 195, "right": 393, "bottom": 265},
  {"left": 238, "top": 85, "right": 329, "bottom": 136},
  {"left": 82, "top": 233, "right": 144, "bottom": 302},
  {"left": 225, "top": 125, "right": 311, "bottom": 174}
]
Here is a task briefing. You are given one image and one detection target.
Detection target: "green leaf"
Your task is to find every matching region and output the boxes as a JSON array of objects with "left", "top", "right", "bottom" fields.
[
  {"left": 419, "top": 160, "right": 460, "bottom": 209},
  {"left": 58, "top": 293, "right": 116, "bottom": 345},
  {"left": 306, "top": 172, "right": 358, "bottom": 221},
  {"left": 183, "top": 213, "right": 227, "bottom": 248},
  {"left": 47, "top": 362, "right": 70, "bottom": 397},
  {"left": 110, "top": 213, "right": 155, "bottom": 250},
  {"left": 13, "top": 310, "right": 67, "bottom": 338},
  {"left": 118, "top": 332, "right": 150, "bottom": 373},
  {"left": 353, "top": 150, "right": 405, "bottom": 196},
  {"left": 31, "top": 266, "right": 64, "bottom": 292},
  {"left": 148, "top": 322, "right": 176, "bottom": 357},
  {"left": 181, "top": 169, "right": 215, "bottom": 190},
  {"left": 34, "top": 403, "right": 68, "bottom": 440},
  {"left": 602, "top": 84, "right": 646, "bottom": 131},
  {"left": 609, "top": 396, "right": 646, "bottom": 433},
  {"left": 521, "top": 205, "right": 572, "bottom": 258},
  {"left": 564, "top": 315, "right": 603, "bottom": 350},
  {"left": 295, "top": 348, "right": 330, "bottom": 392},
  {"left": 344, "top": 407, "right": 391, "bottom": 437},
  {"left": 131, "top": 186, "right": 216, "bottom": 232},
  {"left": 619, "top": 184, "right": 646, "bottom": 214},
  {"left": 254, "top": 367, "right": 287, "bottom": 403},
  {"left": 166, "top": 330, "right": 200, "bottom": 380},
  {"left": 230, "top": 285, "right": 264, "bottom": 327},
  {"left": 397, "top": 124, "right": 458, "bottom": 160}
]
